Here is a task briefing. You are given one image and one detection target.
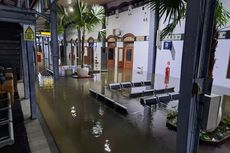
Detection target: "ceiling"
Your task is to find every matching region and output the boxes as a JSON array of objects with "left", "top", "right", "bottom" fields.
[{"left": 58, "top": 0, "right": 115, "bottom": 6}]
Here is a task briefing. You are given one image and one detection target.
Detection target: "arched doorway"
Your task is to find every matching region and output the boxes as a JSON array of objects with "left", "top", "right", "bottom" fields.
[
  {"left": 107, "top": 35, "right": 117, "bottom": 69},
  {"left": 68, "top": 39, "right": 75, "bottom": 65},
  {"left": 60, "top": 40, "right": 65, "bottom": 65},
  {"left": 122, "top": 33, "right": 135, "bottom": 69},
  {"left": 84, "top": 37, "right": 95, "bottom": 69},
  {"left": 74, "top": 38, "right": 80, "bottom": 65}
]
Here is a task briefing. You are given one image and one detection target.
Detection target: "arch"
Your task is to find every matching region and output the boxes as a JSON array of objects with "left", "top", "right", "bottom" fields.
[
  {"left": 75, "top": 38, "right": 79, "bottom": 44},
  {"left": 107, "top": 35, "right": 117, "bottom": 43},
  {"left": 87, "top": 37, "right": 95, "bottom": 43},
  {"left": 122, "top": 33, "right": 136, "bottom": 42}
]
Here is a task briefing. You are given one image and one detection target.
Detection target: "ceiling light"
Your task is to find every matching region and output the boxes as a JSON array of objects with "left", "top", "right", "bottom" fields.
[
  {"left": 69, "top": 7, "right": 74, "bottom": 12},
  {"left": 68, "top": 0, "right": 72, "bottom": 4}
]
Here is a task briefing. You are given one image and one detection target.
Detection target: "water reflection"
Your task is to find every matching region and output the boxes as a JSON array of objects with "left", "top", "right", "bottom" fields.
[
  {"left": 104, "top": 139, "right": 111, "bottom": 152},
  {"left": 36, "top": 69, "right": 230, "bottom": 153},
  {"left": 223, "top": 95, "right": 230, "bottom": 117},
  {"left": 70, "top": 106, "right": 77, "bottom": 118},
  {"left": 91, "top": 120, "right": 103, "bottom": 138},
  {"left": 98, "top": 105, "right": 104, "bottom": 116}
]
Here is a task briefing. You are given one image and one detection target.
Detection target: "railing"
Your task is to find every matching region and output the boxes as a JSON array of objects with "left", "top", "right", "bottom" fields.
[{"left": 0, "top": 94, "right": 14, "bottom": 148}]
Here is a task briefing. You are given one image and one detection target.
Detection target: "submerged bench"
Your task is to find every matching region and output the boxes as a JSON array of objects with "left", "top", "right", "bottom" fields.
[
  {"left": 108, "top": 80, "right": 152, "bottom": 90},
  {"left": 89, "top": 89, "right": 128, "bottom": 115},
  {"left": 129, "top": 87, "right": 175, "bottom": 98},
  {"left": 140, "top": 92, "right": 180, "bottom": 106}
]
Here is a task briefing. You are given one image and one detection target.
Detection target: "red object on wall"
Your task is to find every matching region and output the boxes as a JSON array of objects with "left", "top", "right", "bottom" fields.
[
  {"left": 37, "top": 54, "right": 42, "bottom": 63},
  {"left": 164, "top": 61, "right": 170, "bottom": 85}
]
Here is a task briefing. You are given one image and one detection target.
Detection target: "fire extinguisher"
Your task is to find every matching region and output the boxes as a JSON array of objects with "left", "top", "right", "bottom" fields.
[{"left": 164, "top": 61, "right": 170, "bottom": 86}]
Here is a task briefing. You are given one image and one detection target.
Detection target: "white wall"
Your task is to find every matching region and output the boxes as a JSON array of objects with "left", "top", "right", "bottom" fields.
[
  {"left": 106, "top": 6, "right": 151, "bottom": 71},
  {"left": 133, "top": 41, "right": 149, "bottom": 72},
  {"left": 155, "top": 0, "right": 230, "bottom": 89},
  {"left": 107, "top": 6, "right": 150, "bottom": 36},
  {"left": 155, "top": 41, "right": 183, "bottom": 78},
  {"left": 155, "top": 35, "right": 230, "bottom": 89},
  {"left": 221, "top": 0, "right": 230, "bottom": 31},
  {"left": 213, "top": 40, "right": 230, "bottom": 88}
]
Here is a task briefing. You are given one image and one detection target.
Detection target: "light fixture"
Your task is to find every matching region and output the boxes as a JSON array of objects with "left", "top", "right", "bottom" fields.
[{"left": 69, "top": 7, "right": 74, "bottom": 12}]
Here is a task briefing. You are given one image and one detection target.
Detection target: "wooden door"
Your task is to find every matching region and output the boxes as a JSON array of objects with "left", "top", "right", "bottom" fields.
[
  {"left": 89, "top": 47, "right": 94, "bottom": 69},
  {"left": 118, "top": 47, "right": 123, "bottom": 68},
  {"left": 107, "top": 47, "right": 115, "bottom": 68},
  {"left": 84, "top": 47, "right": 90, "bottom": 65},
  {"left": 123, "top": 47, "right": 133, "bottom": 69}
]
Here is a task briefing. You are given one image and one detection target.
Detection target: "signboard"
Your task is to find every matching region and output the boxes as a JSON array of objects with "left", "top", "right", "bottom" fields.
[
  {"left": 163, "top": 41, "right": 172, "bottom": 50},
  {"left": 135, "top": 36, "right": 145, "bottom": 41},
  {"left": 123, "top": 36, "right": 135, "bottom": 42},
  {"left": 165, "top": 34, "right": 182, "bottom": 41},
  {"left": 219, "top": 31, "right": 226, "bottom": 39},
  {"left": 41, "top": 32, "right": 51, "bottom": 37},
  {"left": 23, "top": 25, "right": 35, "bottom": 41}
]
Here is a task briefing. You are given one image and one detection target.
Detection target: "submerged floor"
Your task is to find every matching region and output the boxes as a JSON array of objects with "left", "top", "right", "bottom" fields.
[{"left": 36, "top": 69, "right": 230, "bottom": 153}]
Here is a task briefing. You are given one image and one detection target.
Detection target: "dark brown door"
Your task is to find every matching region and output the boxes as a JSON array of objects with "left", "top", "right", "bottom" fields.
[
  {"left": 123, "top": 47, "right": 133, "bottom": 69},
  {"left": 107, "top": 47, "right": 115, "bottom": 68},
  {"left": 227, "top": 56, "right": 230, "bottom": 79},
  {"left": 118, "top": 47, "right": 123, "bottom": 68},
  {"left": 71, "top": 46, "right": 75, "bottom": 65}
]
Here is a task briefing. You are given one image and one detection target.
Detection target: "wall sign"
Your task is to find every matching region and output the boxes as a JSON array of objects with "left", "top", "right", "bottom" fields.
[
  {"left": 23, "top": 25, "right": 35, "bottom": 41},
  {"left": 163, "top": 41, "right": 172, "bottom": 50},
  {"left": 164, "top": 34, "right": 183, "bottom": 41},
  {"left": 123, "top": 36, "right": 135, "bottom": 42},
  {"left": 135, "top": 36, "right": 145, "bottom": 41},
  {"left": 163, "top": 30, "right": 230, "bottom": 41}
]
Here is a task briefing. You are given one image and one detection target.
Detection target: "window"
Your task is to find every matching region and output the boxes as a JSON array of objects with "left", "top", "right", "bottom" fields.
[
  {"left": 126, "top": 49, "right": 132, "bottom": 61},
  {"left": 108, "top": 48, "right": 114, "bottom": 60}
]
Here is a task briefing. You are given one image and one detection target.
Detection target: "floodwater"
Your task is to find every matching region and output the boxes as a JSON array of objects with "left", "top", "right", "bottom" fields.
[{"left": 36, "top": 69, "right": 230, "bottom": 153}]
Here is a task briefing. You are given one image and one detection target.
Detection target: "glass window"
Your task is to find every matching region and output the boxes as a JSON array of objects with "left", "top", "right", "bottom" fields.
[
  {"left": 108, "top": 48, "right": 114, "bottom": 60},
  {"left": 84, "top": 47, "right": 88, "bottom": 56},
  {"left": 126, "top": 49, "right": 132, "bottom": 61},
  {"left": 118, "top": 49, "right": 123, "bottom": 62}
]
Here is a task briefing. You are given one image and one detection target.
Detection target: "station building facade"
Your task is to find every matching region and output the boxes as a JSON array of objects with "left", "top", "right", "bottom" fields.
[{"left": 64, "top": 0, "right": 230, "bottom": 88}]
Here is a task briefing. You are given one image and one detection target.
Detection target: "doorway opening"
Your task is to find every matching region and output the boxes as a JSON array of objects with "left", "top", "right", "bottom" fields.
[
  {"left": 122, "top": 33, "right": 135, "bottom": 70},
  {"left": 106, "top": 35, "right": 117, "bottom": 69},
  {"left": 83, "top": 37, "right": 95, "bottom": 69},
  {"left": 227, "top": 55, "right": 230, "bottom": 79}
]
